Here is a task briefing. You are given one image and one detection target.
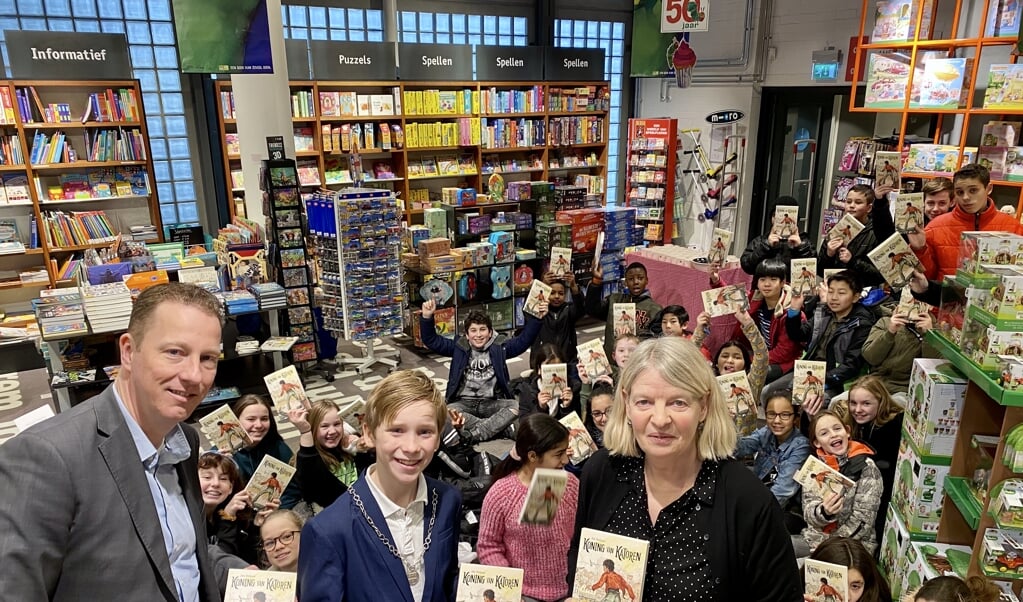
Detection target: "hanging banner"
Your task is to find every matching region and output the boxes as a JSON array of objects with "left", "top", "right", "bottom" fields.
[
  {"left": 171, "top": 0, "right": 273, "bottom": 73},
  {"left": 661, "top": 0, "right": 710, "bottom": 33},
  {"left": 632, "top": 0, "right": 701, "bottom": 77}
]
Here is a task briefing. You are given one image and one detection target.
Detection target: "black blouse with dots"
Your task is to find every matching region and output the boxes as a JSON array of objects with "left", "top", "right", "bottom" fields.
[{"left": 606, "top": 457, "right": 718, "bottom": 602}]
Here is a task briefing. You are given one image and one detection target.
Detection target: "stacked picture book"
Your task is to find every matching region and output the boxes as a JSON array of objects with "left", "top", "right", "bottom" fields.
[
  {"left": 218, "top": 290, "right": 258, "bottom": 315},
  {"left": 34, "top": 289, "right": 87, "bottom": 340},
  {"left": 81, "top": 282, "right": 132, "bottom": 333},
  {"left": 250, "top": 282, "right": 286, "bottom": 310}
]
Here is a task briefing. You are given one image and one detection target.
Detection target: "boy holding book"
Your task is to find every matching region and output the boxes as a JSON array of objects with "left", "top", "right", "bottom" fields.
[
  {"left": 586, "top": 261, "right": 662, "bottom": 358},
  {"left": 298, "top": 370, "right": 462, "bottom": 601},
  {"left": 420, "top": 299, "right": 546, "bottom": 444}
]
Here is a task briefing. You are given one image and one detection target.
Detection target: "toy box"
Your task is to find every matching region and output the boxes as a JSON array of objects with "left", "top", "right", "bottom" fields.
[
  {"left": 980, "top": 146, "right": 1011, "bottom": 179},
  {"left": 902, "top": 541, "right": 973, "bottom": 595},
  {"left": 960, "top": 232, "right": 1018, "bottom": 276},
  {"left": 982, "top": 528, "right": 1023, "bottom": 578},
  {"left": 466, "top": 241, "right": 495, "bottom": 266},
  {"left": 403, "top": 225, "right": 430, "bottom": 254},
  {"left": 488, "top": 231, "right": 515, "bottom": 263},
  {"left": 873, "top": 0, "right": 934, "bottom": 42},
  {"left": 423, "top": 207, "right": 447, "bottom": 239},
  {"left": 982, "top": 120, "right": 1023, "bottom": 147},
  {"left": 1007, "top": 147, "right": 1023, "bottom": 182},
  {"left": 965, "top": 325, "right": 1023, "bottom": 370},
  {"left": 892, "top": 437, "right": 950, "bottom": 535},
  {"left": 417, "top": 237, "right": 451, "bottom": 258},
  {"left": 879, "top": 504, "right": 913, "bottom": 599},
  {"left": 999, "top": 355, "right": 1023, "bottom": 390},
  {"left": 984, "top": 64, "right": 1023, "bottom": 110},
  {"left": 903, "top": 144, "right": 962, "bottom": 174},
  {"left": 990, "top": 479, "right": 1023, "bottom": 529},
  {"left": 905, "top": 358, "right": 967, "bottom": 457},
  {"left": 984, "top": 264, "right": 1023, "bottom": 320}
]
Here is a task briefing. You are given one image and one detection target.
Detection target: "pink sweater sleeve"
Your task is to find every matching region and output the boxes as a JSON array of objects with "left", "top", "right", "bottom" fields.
[{"left": 477, "top": 476, "right": 514, "bottom": 567}]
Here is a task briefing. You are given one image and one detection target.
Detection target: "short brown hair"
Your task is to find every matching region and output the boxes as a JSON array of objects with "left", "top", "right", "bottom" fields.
[
  {"left": 847, "top": 184, "right": 876, "bottom": 204},
  {"left": 955, "top": 163, "right": 991, "bottom": 187},
  {"left": 921, "top": 176, "right": 953, "bottom": 197},
  {"left": 198, "top": 451, "right": 243, "bottom": 493},
  {"left": 128, "top": 282, "right": 224, "bottom": 343},
  {"left": 364, "top": 370, "right": 447, "bottom": 433}
]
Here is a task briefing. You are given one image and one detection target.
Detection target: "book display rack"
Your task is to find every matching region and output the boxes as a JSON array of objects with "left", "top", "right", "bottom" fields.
[{"left": 625, "top": 118, "right": 678, "bottom": 244}]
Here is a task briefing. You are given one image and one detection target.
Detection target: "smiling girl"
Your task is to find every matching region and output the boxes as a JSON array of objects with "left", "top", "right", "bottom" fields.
[
  {"left": 793, "top": 410, "right": 883, "bottom": 557},
  {"left": 804, "top": 537, "right": 892, "bottom": 602},
  {"left": 199, "top": 451, "right": 265, "bottom": 564},
  {"left": 289, "top": 400, "right": 368, "bottom": 513},
  {"left": 232, "top": 395, "right": 300, "bottom": 509}
]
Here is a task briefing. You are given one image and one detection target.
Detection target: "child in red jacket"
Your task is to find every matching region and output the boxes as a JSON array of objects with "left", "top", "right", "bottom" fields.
[{"left": 733, "top": 258, "right": 805, "bottom": 384}]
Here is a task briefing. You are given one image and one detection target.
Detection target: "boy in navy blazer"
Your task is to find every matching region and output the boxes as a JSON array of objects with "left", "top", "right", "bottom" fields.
[{"left": 298, "top": 370, "right": 462, "bottom": 602}]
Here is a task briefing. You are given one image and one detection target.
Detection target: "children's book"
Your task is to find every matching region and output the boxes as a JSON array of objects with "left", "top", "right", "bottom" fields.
[
  {"left": 918, "top": 57, "right": 971, "bottom": 109},
  {"left": 874, "top": 150, "right": 902, "bottom": 189},
  {"left": 540, "top": 362, "right": 569, "bottom": 403},
  {"left": 455, "top": 564, "right": 524, "bottom": 602},
  {"left": 225, "top": 568, "right": 297, "bottom": 602},
  {"left": 707, "top": 228, "right": 733, "bottom": 265},
  {"left": 522, "top": 279, "right": 552, "bottom": 318},
  {"left": 828, "top": 213, "right": 866, "bottom": 246},
  {"left": 198, "top": 404, "right": 251, "bottom": 452},
  {"left": 867, "top": 232, "right": 924, "bottom": 289},
  {"left": 243, "top": 455, "right": 297, "bottom": 510},
  {"left": 771, "top": 205, "right": 800, "bottom": 238},
  {"left": 794, "top": 454, "right": 856, "bottom": 498},
  {"left": 894, "top": 192, "right": 926, "bottom": 233},
  {"left": 804, "top": 558, "right": 849, "bottom": 602},
  {"left": 550, "top": 246, "right": 572, "bottom": 277},
  {"left": 263, "top": 365, "right": 309, "bottom": 412},
  {"left": 422, "top": 157, "right": 439, "bottom": 176},
  {"left": 577, "top": 338, "right": 613, "bottom": 381},
  {"left": 894, "top": 285, "right": 930, "bottom": 321},
  {"left": 260, "top": 336, "right": 299, "bottom": 352},
  {"left": 791, "top": 359, "right": 828, "bottom": 408},
  {"left": 571, "top": 528, "right": 649, "bottom": 601},
  {"left": 518, "top": 467, "right": 570, "bottom": 525},
  {"left": 560, "top": 411, "right": 598, "bottom": 465},
  {"left": 791, "top": 258, "right": 818, "bottom": 296},
  {"left": 336, "top": 397, "right": 366, "bottom": 431},
  {"left": 701, "top": 285, "right": 749, "bottom": 318},
  {"left": 823, "top": 268, "right": 844, "bottom": 282},
  {"left": 715, "top": 371, "right": 757, "bottom": 435},
  {"left": 612, "top": 302, "right": 637, "bottom": 337}
]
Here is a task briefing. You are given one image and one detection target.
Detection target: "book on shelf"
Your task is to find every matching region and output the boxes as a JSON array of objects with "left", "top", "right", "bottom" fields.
[
  {"left": 0, "top": 87, "right": 14, "bottom": 124},
  {"left": 293, "top": 127, "right": 315, "bottom": 152},
  {"left": 917, "top": 58, "right": 972, "bottom": 109},
  {"left": 41, "top": 209, "right": 116, "bottom": 247},
  {"left": 872, "top": 0, "right": 934, "bottom": 42},
  {"left": 571, "top": 528, "right": 649, "bottom": 601},
  {"left": 986, "top": 0, "right": 1022, "bottom": 37},
  {"left": 984, "top": 64, "right": 1023, "bottom": 110},
  {"left": 296, "top": 161, "right": 321, "bottom": 186},
  {"left": 219, "top": 89, "right": 235, "bottom": 120},
  {"left": 225, "top": 133, "right": 240, "bottom": 155},
  {"left": 290, "top": 89, "right": 315, "bottom": 118}
]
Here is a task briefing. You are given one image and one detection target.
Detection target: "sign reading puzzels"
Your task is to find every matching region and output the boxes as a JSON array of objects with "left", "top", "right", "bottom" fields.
[
  {"left": 475, "top": 46, "right": 542, "bottom": 81},
  {"left": 544, "top": 48, "right": 605, "bottom": 81},
  {"left": 398, "top": 43, "right": 472, "bottom": 81},
  {"left": 6, "top": 31, "right": 131, "bottom": 80},
  {"left": 310, "top": 40, "right": 396, "bottom": 81}
]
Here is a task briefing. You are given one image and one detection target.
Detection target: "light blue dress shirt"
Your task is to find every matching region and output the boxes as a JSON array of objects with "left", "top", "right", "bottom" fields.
[{"left": 114, "top": 388, "right": 200, "bottom": 602}]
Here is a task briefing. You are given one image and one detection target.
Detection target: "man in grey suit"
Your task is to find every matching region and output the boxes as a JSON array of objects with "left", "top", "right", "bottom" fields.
[{"left": 0, "top": 282, "right": 226, "bottom": 601}]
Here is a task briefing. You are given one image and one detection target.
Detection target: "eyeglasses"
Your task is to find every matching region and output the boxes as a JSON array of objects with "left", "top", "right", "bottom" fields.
[
  {"left": 766, "top": 412, "right": 795, "bottom": 421},
  {"left": 260, "top": 530, "right": 300, "bottom": 550},
  {"left": 591, "top": 410, "right": 609, "bottom": 419}
]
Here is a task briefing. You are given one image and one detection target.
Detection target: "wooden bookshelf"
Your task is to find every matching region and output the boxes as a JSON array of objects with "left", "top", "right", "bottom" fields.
[
  {"left": 214, "top": 79, "right": 611, "bottom": 222},
  {"left": 0, "top": 78, "right": 161, "bottom": 299},
  {"left": 850, "top": 0, "right": 1023, "bottom": 214}
]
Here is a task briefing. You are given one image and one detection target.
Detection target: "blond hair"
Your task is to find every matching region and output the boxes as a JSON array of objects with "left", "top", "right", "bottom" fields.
[
  {"left": 603, "top": 337, "right": 736, "bottom": 461},
  {"left": 837, "top": 375, "right": 903, "bottom": 439},
  {"left": 308, "top": 400, "right": 353, "bottom": 470},
  {"left": 365, "top": 370, "right": 447, "bottom": 433}
]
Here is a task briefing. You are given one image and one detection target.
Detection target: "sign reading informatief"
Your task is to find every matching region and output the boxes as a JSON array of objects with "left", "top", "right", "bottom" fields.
[
  {"left": 544, "top": 48, "right": 605, "bottom": 81},
  {"left": 398, "top": 43, "right": 472, "bottom": 81},
  {"left": 310, "top": 41, "right": 396, "bottom": 81},
  {"left": 475, "top": 46, "right": 543, "bottom": 81},
  {"left": 6, "top": 31, "right": 131, "bottom": 80}
]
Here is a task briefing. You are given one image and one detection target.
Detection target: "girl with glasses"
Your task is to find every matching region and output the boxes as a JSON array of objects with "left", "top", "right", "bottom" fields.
[
  {"left": 734, "top": 394, "right": 812, "bottom": 534},
  {"left": 259, "top": 509, "right": 304, "bottom": 572}
]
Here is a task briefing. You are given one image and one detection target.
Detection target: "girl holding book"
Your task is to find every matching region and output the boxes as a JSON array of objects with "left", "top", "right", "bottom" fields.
[
  {"left": 516, "top": 343, "right": 578, "bottom": 419},
  {"left": 288, "top": 400, "right": 371, "bottom": 513},
  {"left": 803, "top": 537, "right": 891, "bottom": 602},
  {"left": 232, "top": 395, "right": 301, "bottom": 509},
  {"left": 199, "top": 450, "right": 271, "bottom": 565},
  {"left": 794, "top": 410, "right": 883, "bottom": 558},
  {"left": 477, "top": 413, "right": 578, "bottom": 602},
  {"left": 298, "top": 370, "right": 462, "bottom": 602}
]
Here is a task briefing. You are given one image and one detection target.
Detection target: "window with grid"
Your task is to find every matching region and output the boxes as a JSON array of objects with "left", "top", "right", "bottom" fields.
[
  {"left": 280, "top": 4, "right": 384, "bottom": 41},
  {"left": 398, "top": 12, "right": 527, "bottom": 47},
  {"left": 555, "top": 19, "right": 625, "bottom": 206},
  {"left": 0, "top": 0, "right": 200, "bottom": 226}
]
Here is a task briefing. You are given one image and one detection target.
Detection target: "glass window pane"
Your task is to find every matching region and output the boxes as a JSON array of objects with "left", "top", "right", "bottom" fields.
[
  {"left": 435, "top": 33, "right": 449, "bottom": 45},
  {"left": 347, "top": 8, "right": 363, "bottom": 29},
  {"left": 48, "top": 17, "right": 74, "bottom": 30},
  {"left": 288, "top": 5, "right": 306, "bottom": 27},
  {"left": 142, "top": 93, "right": 161, "bottom": 113},
  {"left": 146, "top": 0, "right": 170, "bottom": 21},
  {"left": 484, "top": 34, "right": 496, "bottom": 45},
  {"left": 498, "top": 35, "right": 510, "bottom": 46},
  {"left": 97, "top": 0, "right": 120, "bottom": 18},
  {"left": 146, "top": 115, "right": 163, "bottom": 136},
  {"left": 418, "top": 12, "right": 433, "bottom": 32},
  {"left": 123, "top": 0, "right": 145, "bottom": 20},
  {"left": 289, "top": 28, "right": 308, "bottom": 40},
  {"left": 73, "top": 17, "right": 99, "bottom": 31},
  {"left": 45, "top": 0, "right": 71, "bottom": 15},
  {"left": 484, "top": 15, "right": 496, "bottom": 35},
  {"left": 311, "top": 29, "right": 327, "bottom": 40},
  {"left": 130, "top": 45, "right": 154, "bottom": 68},
  {"left": 400, "top": 11, "right": 415, "bottom": 33},
  {"left": 328, "top": 8, "right": 345, "bottom": 29},
  {"left": 401, "top": 31, "right": 416, "bottom": 43},
  {"left": 308, "top": 6, "right": 325, "bottom": 28},
  {"left": 329, "top": 29, "right": 347, "bottom": 41},
  {"left": 159, "top": 203, "right": 177, "bottom": 224},
  {"left": 279, "top": 3, "right": 288, "bottom": 26},
  {"left": 126, "top": 21, "right": 150, "bottom": 43},
  {"left": 452, "top": 15, "right": 465, "bottom": 33},
  {"left": 149, "top": 138, "right": 167, "bottom": 160},
  {"left": 157, "top": 69, "right": 180, "bottom": 91},
  {"left": 136, "top": 69, "right": 157, "bottom": 92},
  {"left": 100, "top": 20, "right": 124, "bottom": 33},
  {"left": 167, "top": 137, "right": 189, "bottom": 159},
  {"left": 70, "top": 0, "right": 95, "bottom": 16},
  {"left": 153, "top": 45, "right": 176, "bottom": 68},
  {"left": 367, "top": 9, "right": 382, "bottom": 31},
  {"left": 171, "top": 159, "right": 192, "bottom": 180},
  {"left": 348, "top": 29, "right": 364, "bottom": 41},
  {"left": 419, "top": 31, "right": 433, "bottom": 43},
  {"left": 161, "top": 92, "right": 183, "bottom": 114},
  {"left": 19, "top": 0, "right": 44, "bottom": 15},
  {"left": 0, "top": 19, "right": 17, "bottom": 37},
  {"left": 153, "top": 160, "right": 170, "bottom": 181},
  {"left": 435, "top": 13, "right": 449, "bottom": 33},
  {"left": 367, "top": 30, "right": 382, "bottom": 42},
  {"left": 21, "top": 17, "right": 47, "bottom": 29},
  {"left": 157, "top": 182, "right": 173, "bottom": 202},
  {"left": 164, "top": 115, "right": 186, "bottom": 136},
  {"left": 451, "top": 32, "right": 465, "bottom": 45},
  {"left": 177, "top": 202, "right": 198, "bottom": 223},
  {"left": 468, "top": 15, "right": 481, "bottom": 34},
  {"left": 174, "top": 180, "right": 195, "bottom": 201},
  {"left": 150, "top": 22, "right": 174, "bottom": 44}
]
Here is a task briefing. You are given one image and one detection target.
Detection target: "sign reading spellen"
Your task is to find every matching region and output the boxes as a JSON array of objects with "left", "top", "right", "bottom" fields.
[
  {"left": 6, "top": 31, "right": 131, "bottom": 80},
  {"left": 398, "top": 43, "right": 471, "bottom": 81},
  {"left": 475, "top": 46, "right": 542, "bottom": 81},
  {"left": 310, "top": 40, "right": 396, "bottom": 81},
  {"left": 544, "top": 48, "right": 605, "bottom": 81}
]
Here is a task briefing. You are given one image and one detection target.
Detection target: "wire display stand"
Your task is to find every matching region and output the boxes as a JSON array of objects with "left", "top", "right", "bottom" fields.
[
  {"left": 677, "top": 128, "right": 745, "bottom": 247},
  {"left": 306, "top": 187, "right": 404, "bottom": 374}
]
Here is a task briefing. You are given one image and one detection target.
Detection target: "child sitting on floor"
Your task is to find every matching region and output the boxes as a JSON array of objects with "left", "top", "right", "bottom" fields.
[{"left": 420, "top": 299, "right": 547, "bottom": 443}]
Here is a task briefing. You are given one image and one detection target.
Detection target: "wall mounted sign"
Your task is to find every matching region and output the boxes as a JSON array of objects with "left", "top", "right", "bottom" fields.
[
  {"left": 310, "top": 40, "right": 396, "bottom": 81},
  {"left": 544, "top": 48, "right": 605, "bottom": 81},
  {"left": 398, "top": 43, "right": 472, "bottom": 81},
  {"left": 475, "top": 45, "right": 543, "bottom": 81},
  {"left": 6, "top": 31, "right": 131, "bottom": 80},
  {"left": 705, "top": 110, "right": 745, "bottom": 124}
]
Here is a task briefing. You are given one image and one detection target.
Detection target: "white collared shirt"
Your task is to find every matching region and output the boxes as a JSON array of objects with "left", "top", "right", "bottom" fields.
[{"left": 365, "top": 465, "right": 428, "bottom": 602}]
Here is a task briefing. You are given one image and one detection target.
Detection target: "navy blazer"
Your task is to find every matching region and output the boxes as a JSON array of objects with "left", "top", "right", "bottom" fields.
[{"left": 298, "top": 474, "right": 462, "bottom": 602}]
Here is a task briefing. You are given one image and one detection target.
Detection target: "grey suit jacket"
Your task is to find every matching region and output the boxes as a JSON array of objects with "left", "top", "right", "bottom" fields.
[{"left": 0, "top": 384, "right": 221, "bottom": 602}]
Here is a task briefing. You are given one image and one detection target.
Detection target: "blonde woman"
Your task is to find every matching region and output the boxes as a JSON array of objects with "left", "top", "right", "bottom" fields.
[{"left": 567, "top": 337, "right": 801, "bottom": 601}]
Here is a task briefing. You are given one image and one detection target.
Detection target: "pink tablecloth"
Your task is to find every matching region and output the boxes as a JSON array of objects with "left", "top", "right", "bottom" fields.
[{"left": 625, "top": 252, "right": 754, "bottom": 354}]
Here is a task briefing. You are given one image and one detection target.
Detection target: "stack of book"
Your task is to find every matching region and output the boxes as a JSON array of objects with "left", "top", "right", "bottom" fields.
[
  {"left": 235, "top": 336, "right": 260, "bottom": 356},
  {"left": 129, "top": 225, "right": 159, "bottom": 241},
  {"left": 34, "top": 289, "right": 87, "bottom": 340},
  {"left": 250, "top": 283, "right": 286, "bottom": 310},
  {"left": 219, "top": 290, "right": 258, "bottom": 315},
  {"left": 81, "top": 282, "right": 132, "bottom": 333}
]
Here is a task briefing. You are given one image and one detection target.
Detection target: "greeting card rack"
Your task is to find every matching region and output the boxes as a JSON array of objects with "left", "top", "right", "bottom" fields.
[
  {"left": 307, "top": 187, "right": 403, "bottom": 374},
  {"left": 261, "top": 159, "right": 319, "bottom": 366}
]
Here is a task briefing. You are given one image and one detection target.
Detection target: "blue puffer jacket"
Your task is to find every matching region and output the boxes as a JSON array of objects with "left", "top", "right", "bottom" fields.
[{"left": 420, "top": 313, "right": 542, "bottom": 403}]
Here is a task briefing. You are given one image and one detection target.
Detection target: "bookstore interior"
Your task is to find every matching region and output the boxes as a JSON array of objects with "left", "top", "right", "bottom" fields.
[{"left": 12, "top": 0, "right": 1023, "bottom": 598}]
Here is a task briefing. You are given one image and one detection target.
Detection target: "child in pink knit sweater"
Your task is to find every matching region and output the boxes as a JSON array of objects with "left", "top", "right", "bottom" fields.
[{"left": 477, "top": 413, "right": 579, "bottom": 602}]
